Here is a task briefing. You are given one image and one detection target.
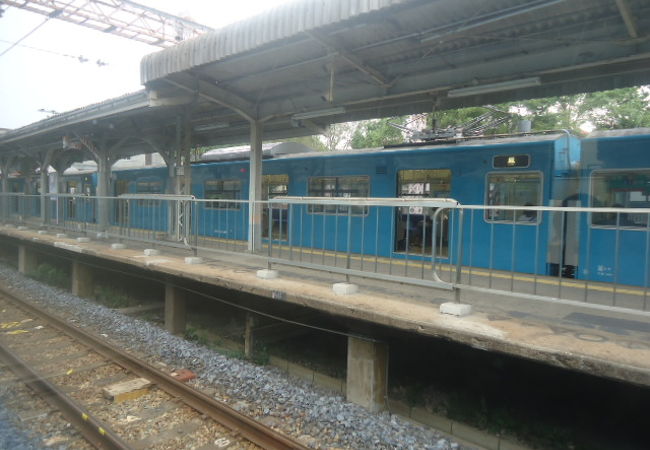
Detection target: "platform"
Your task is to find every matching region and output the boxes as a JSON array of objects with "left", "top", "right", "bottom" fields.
[{"left": 1, "top": 225, "right": 648, "bottom": 388}]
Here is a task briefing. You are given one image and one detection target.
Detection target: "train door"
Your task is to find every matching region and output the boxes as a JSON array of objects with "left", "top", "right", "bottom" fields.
[
  {"left": 114, "top": 179, "right": 129, "bottom": 225},
  {"left": 395, "top": 169, "right": 451, "bottom": 257},
  {"left": 66, "top": 180, "right": 78, "bottom": 220},
  {"left": 262, "top": 174, "right": 289, "bottom": 240}
]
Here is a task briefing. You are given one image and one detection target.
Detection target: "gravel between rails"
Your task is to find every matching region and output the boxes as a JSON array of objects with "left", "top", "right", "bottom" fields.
[{"left": 0, "top": 263, "right": 467, "bottom": 450}]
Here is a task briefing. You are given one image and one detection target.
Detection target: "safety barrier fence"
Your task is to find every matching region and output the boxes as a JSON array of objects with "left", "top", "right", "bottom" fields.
[{"left": 1, "top": 193, "right": 649, "bottom": 313}]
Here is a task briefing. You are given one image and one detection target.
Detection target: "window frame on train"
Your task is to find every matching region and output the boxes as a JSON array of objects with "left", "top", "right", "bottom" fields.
[
  {"left": 484, "top": 171, "right": 542, "bottom": 224},
  {"left": 135, "top": 179, "right": 163, "bottom": 207},
  {"left": 307, "top": 175, "right": 370, "bottom": 215},
  {"left": 590, "top": 168, "right": 650, "bottom": 229},
  {"left": 204, "top": 178, "right": 242, "bottom": 210}
]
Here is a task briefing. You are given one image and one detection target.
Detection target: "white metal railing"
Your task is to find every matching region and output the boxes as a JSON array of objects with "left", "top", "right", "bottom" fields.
[{"left": 2, "top": 193, "right": 649, "bottom": 313}]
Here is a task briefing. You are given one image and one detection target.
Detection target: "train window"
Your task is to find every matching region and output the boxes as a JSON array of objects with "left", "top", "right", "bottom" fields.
[
  {"left": 396, "top": 169, "right": 452, "bottom": 255},
  {"left": 485, "top": 172, "right": 541, "bottom": 223},
  {"left": 308, "top": 176, "right": 369, "bottom": 214},
  {"left": 263, "top": 174, "right": 289, "bottom": 239},
  {"left": 493, "top": 154, "right": 530, "bottom": 168},
  {"left": 205, "top": 179, "right": 241, "bottom": 209},
  {"left": 136, "top": 180, "right": 163, "bottom": 206},
  {"left": 136, "top": 180, "right": 162, "bottom": 194},
  {"left": 66, "top": 181, "right": 78, "bottom": 194},
  {"left": 263, "top": 174, "right": 289, "bottom": 200},
  {"left": 591, "top": 170, "right": 650, "bottom": 228}
]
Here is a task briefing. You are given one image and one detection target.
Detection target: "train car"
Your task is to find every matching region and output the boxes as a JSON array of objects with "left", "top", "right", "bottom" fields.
[
  {"left": 258, "top": 133, "right": 580, "bottom": 276},
  {"left": 578, "top": 128, "right": 650, "bottom": 286},
  {"left": 59, "top": 167, "right": 96, "bottom": 224},
  {"left": 193, "top": 142, "right": 315, "bottom": 241}
]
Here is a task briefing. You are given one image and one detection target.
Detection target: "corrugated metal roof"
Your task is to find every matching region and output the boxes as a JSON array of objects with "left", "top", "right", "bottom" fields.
[
  {"left": 140, "top": 0, "right": 409, "bottom": 84},
  {"left": 0, "top": 90, "right": 149, "bottom": 145}
]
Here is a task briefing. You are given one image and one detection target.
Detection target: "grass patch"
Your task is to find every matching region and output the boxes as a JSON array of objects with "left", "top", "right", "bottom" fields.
[
  {"left": 28, "top": 263, "right": 69, "bottom": 289},
  {"left": 94, "top": 285, "right": 136, "bottom": 308}
]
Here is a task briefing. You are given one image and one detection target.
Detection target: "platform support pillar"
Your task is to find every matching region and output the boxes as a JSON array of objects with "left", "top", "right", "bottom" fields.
[
  {"left": 165, "top": 283, "right": 186, "bottom": 336},
  {"left": 18, "top": 245, "right": 38, "bottom": 275},
  {"left": 96, "top": 153, "right": 111, "bottom": 232},
  {"left": 247, "top": 121, "right": 263, "bottom": 253},
  {"left": 1, "top": 157, "right": 14, "bottom": 222},
  {"left": 38, "top": 149, "right": 55, "bottom": 225},
  {"left": 244, "top": 313, "right": 256, "bottom": 358},
  {"left": 71, "top": 260, "right": 94, "bottom": 298},
  {"left": 346, "top": 336, "right": 388, "bottom": 412}
]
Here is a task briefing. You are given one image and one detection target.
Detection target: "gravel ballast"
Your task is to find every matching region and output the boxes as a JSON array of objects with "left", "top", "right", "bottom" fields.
[{"left": 0, "top": 263, "right": 466, "bottom": 449}]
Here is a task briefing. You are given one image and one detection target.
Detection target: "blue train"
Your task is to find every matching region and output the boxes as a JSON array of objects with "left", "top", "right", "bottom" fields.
[{"left": 23, "top": 128, "right": 650, "bottom": 288}]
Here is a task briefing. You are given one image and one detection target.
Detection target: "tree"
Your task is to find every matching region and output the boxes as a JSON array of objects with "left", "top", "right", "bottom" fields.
[
  {"left": 505, "top": 87, "right": 650, "bottom": 133},
  {"left": 350, "top": 117, "right": 406, "bottom": 149},
  {"left": 322, "top": 122, "right": 354, "bottom": 151}
]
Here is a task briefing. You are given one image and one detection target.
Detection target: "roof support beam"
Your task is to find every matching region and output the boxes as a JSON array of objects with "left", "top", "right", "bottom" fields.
[
  {"left": 305, "top": 30, "right": 392, "bottom": 88},
  {"left": 615, "top": 0, "right": 638, "bottom": 39},
  {"left": 165, "top": 73, "right": 257, "bottom": 122}
]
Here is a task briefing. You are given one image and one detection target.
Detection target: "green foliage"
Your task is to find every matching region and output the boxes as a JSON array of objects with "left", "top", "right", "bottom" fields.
[
  {"left": 28, "top": 263, "right": 69, "bottom": 289},
  {"left": 94, "top": 285, "right": 133, "bottom": 308},
  {"left": 504, "top": 87, "right": 650, "bottom": 133},
  {"left": 251, "top": 345, "right": 269, "bottom": 365},
  {"left": 350, "top": 117, "right": 407, "bottom": 148}
]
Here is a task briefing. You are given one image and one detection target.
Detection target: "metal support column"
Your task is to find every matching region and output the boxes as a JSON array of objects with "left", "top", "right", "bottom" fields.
[
  {"left": 96, "top": 151, "right": 111, "bottom": 232},
  {"left": 248, "top": 121, "right": 263, "bottom": 252}
]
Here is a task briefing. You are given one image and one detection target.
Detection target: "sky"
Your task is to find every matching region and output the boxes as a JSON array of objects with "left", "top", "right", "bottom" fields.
[{"left": 0, "top": 0, "right": 294, "bottom": 130}]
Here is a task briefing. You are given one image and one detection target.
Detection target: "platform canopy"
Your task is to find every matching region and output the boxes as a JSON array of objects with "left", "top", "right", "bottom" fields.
[{"left": 1, "top": 0, "right": 649, "bottom": 161}]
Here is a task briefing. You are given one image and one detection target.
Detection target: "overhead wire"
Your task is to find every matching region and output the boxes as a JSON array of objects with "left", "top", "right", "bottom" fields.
[
  {"left": 0, "top": 16, "right": 50, "bottom": 58},
  {"left": 0, "top": 39, "right": 109, "bottom": 65}
]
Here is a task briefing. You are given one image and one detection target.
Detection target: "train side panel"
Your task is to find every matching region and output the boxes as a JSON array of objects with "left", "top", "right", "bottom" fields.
[{"left": 578, "top": 131, "right": 650, "bottom": 286}]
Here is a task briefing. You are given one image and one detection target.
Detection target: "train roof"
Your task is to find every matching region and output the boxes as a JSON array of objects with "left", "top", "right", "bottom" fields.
[
  {"left": 200, "top": 142, "right": 315, "bottom": 162},
  {"left": 585, "top": 128, "right": 650, "bottom": 139},
  {"left": 273, "top": 132, "right": 569, "bottom": 160}
]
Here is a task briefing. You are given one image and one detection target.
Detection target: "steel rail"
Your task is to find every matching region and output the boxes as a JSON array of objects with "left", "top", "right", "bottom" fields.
[
  {"left": 0, "top": 339, "right": 129, "bottom": 449},
  {"left": 0, "top": 287, "right": 309, "bottom": 450}
]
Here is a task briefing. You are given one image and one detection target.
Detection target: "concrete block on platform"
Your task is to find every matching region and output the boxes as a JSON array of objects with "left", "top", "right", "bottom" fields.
[
  {"left": 184, "top": 257, "right": 203, "bottom": 265},
  {"left": 76, "top": 237, "right": 90, "bottom": 243},
  {"left": 257, "top": 269, "right": 279, "bottom": 279},
  {"left": 143, "top": 248, "right": 160, "bottom": 256},
  {"left": 37, "top": 230, "right": 47, "bottom": 235},
  {"left": 56, "top": 233, "right": 67, "bottom": 238},
  {"left": 111, "top": 243, "right": 126, "bottom": 250},
  {"left": 440, "top": 302, "right": 472, "bottom": 317},
  {"left": 102, "top": 378, "right": 152, "bottom": 403},
  {"left": 96, "top": 232, "right": 108, "bottom": 239},
  {"left": 17, "top": 226, "right": 28, "bottom": 230},
  {"left": 332, "top": 282, "right": 358, "bottom": 295}
]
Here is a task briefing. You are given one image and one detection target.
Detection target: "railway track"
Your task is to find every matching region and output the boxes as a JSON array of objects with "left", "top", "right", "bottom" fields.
[{"left": 0, "top": 287, "right": 308, "bottom": 450}]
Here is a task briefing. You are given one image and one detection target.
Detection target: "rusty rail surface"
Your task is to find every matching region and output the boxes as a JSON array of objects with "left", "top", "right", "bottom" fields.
[
  {"left": 0, "top": 286, "right": 309, "bottom": 450},
  {"left": 0, "top": 341, "right": 130, "bottom": 449}
]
